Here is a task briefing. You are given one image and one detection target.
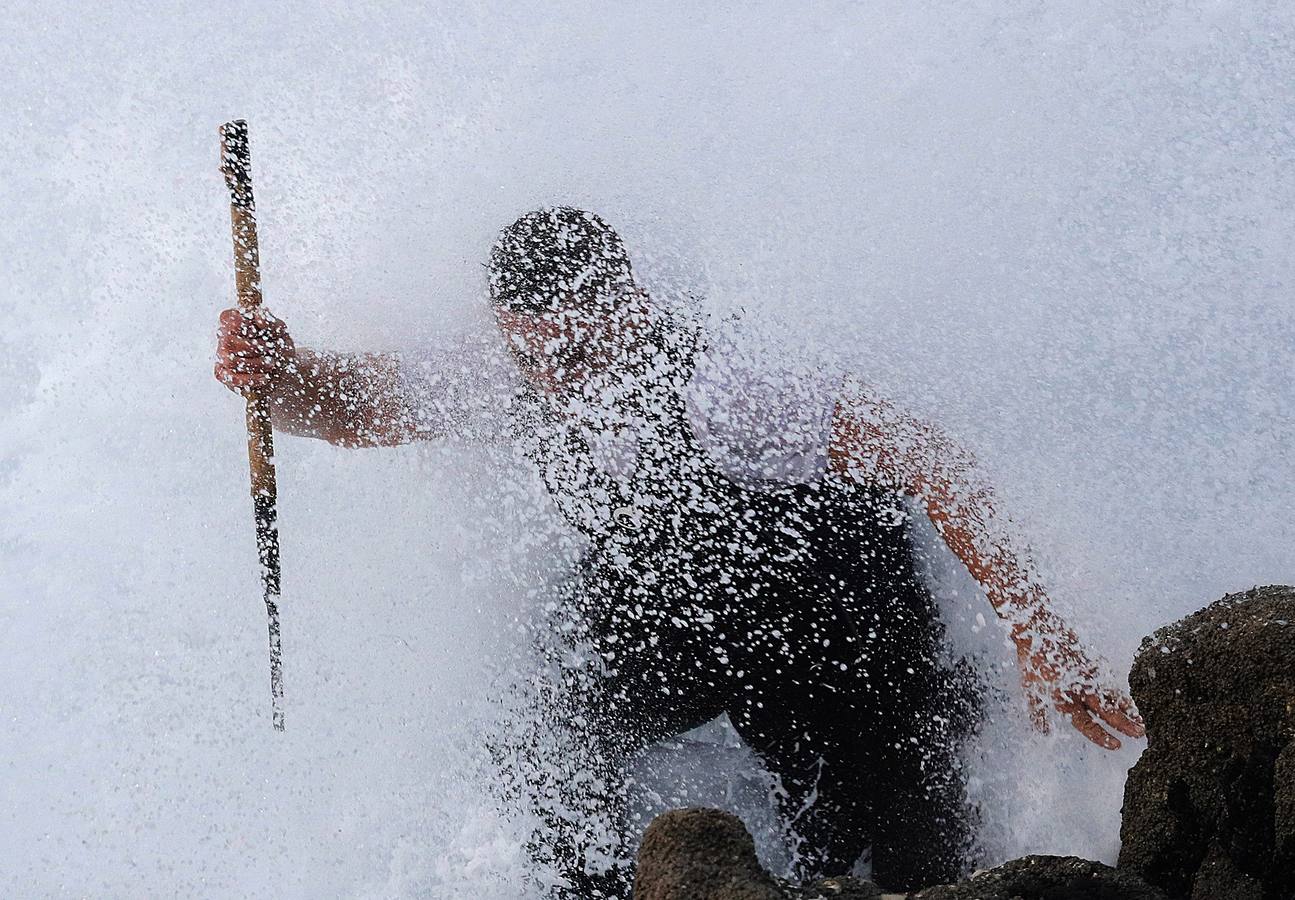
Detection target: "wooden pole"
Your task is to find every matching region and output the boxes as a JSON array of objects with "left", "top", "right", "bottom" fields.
[{"left": 219, "top": 119, "right": 284, "bottom": 731}]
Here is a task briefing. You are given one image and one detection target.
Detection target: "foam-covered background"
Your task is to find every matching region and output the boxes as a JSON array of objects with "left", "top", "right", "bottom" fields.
[{"left": 3, "top": 2, "right": 1292, "bottom": 895}]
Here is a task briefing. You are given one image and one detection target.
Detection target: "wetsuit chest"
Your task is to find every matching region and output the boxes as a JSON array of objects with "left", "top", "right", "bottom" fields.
[{"left": 525, "top": 361, "right": 919, "bottom": 609}]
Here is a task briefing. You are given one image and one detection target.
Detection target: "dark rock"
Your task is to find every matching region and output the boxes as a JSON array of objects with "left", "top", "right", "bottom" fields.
[
  {"left": 632, "top": 808, "right": 887, "bottom": 899},
  {"left": 1189, "top": 840, "right": 1264, "bottom": 900},
  {"left": 910, "top": 855, "right": 1167, "bottom": 899},
  {"left": 633, "top": 808, "right": 782, "bottom": 900},
  {"left": 1118, "top": 584, "right": 1295, "bottom": 899},
  {"left": 790, "top": 876, "right": 889, "bottom": 900}
]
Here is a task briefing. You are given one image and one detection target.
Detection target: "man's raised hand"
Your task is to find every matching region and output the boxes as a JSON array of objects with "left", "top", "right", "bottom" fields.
[{"left": 215, "top": 308, "right": 297, "bottom": 395}]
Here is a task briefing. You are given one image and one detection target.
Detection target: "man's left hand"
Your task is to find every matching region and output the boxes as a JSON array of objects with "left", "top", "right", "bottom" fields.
[{"left": 1015, "top": 630, "right": 1145, "bottom": 750}]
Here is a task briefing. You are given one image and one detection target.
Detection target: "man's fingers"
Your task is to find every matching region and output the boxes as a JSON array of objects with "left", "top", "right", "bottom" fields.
[
  {"left": 219, "top": 307, "right": 287, "bottom": 343},
  {"left": 218, "top": 307, "right": 245, "bottom": 331},
  {"left": 1104, "top": 709, "right": 1145, "bottom": 739},
  {"left": 215, "top": 307, "right": 291, "bottom": 397},
  {"left": 218, "top": 352, "right": 277, "bottom": 375},
  {"left": 217, "top": 366, "right": 269, "bottom": 386},
  {"left": 1088, "top": 692, "right": 1145, "bottom": 739},
  {"left": 1062, "top": 701, "right": 1121, "bottom": 750},
  {"left": 236, "top": 356, "right": 277, "bottom": 374},
  {"left": 215, "top": 360, "right": 270, "bottom": 387},
  {"left": 220, "top": 333, "right": 256, "bottom": 355},
  {"left": 1053, "top": 687, "right": 1146, "bottom": 750},
  {"left": 219, "top": 338, "right": 290, "bottom": 371}
]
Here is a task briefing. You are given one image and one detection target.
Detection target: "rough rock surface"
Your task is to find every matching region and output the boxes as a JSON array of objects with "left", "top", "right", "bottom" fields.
[
  {"left": 633, "top": 808, "right": 887, "bottom": 899},
  {"left": 910, "top": 855, "right": 1167, "bottom": 899},
  {"left": 1118, "top": 584, "right": 1295, "bottom": 899},
  {"left": 631, "top": 809, "right": 1167, "bottom": 899}
]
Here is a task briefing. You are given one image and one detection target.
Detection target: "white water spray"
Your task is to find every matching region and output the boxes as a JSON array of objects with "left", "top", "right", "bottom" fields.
[{"left": 3, "top": 2, "right": 1292, "bottom": 896}]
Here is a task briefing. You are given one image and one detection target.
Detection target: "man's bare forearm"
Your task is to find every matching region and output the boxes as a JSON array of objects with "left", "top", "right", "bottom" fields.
[
  {"left": 269, "top": 349, "right": 413, "bottom": 447},
  {"left": 921, "top": 489, "right": 1076, "bottom": 656},
  {"left": 829, "top": 388, "right": 1144, "bottom": 746},
  {"left": 828, "top": 390, "right": 1068, "bottom": 654}
]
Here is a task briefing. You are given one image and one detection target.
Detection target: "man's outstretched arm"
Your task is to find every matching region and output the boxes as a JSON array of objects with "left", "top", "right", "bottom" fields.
[
  {"left": 826, "top": 382, "right": 1144, "bottom": 750},
  {"left": 215, "top": 307, "right": 419, "bottom": 448}
]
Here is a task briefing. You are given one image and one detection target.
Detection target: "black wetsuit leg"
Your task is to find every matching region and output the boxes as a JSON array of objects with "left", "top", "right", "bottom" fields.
[
  {"left": 856, "top": 540, "right": 980, "bottom": 891},
  {"left": 725, "top": 490, "right": 978, "bottom": 892},
  {"left": 728, "top": 671, "right": 878, "bottom": 880},
  {"left": 518, "top": 489, "right": 977, "bottom": 896},
  {"left": 859, "top": 602, "right": 979, "bottom": 891}
]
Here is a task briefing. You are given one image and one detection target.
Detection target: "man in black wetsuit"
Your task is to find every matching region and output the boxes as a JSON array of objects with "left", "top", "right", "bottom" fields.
[{"left": 215, "top": 207, "right": 1143, "bottom": 896}]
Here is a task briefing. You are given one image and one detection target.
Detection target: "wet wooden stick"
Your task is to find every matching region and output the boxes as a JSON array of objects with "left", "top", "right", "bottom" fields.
[{"left": 219, "top": 119, "right": 284, "bottom": 731}]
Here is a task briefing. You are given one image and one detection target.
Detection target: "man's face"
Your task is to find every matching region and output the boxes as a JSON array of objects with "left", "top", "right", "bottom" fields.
[{"left": 494, "top": 294, "right": 648, "bottom": 395}]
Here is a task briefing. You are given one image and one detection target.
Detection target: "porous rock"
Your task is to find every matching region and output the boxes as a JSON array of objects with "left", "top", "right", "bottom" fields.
[
  {"left": 909, "top": 855, "right": 1167, "bottom": 899},
  {"left": 1118, "top": 584, "right": 1295, "bottom": 899},
  {"left": 633, "top": 807, "right": 886, "bottom": 900}
]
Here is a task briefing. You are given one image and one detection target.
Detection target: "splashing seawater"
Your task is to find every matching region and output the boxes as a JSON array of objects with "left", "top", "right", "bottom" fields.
[{"left": 2, "top": 2, "right": 1293, "bottom": 897}]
